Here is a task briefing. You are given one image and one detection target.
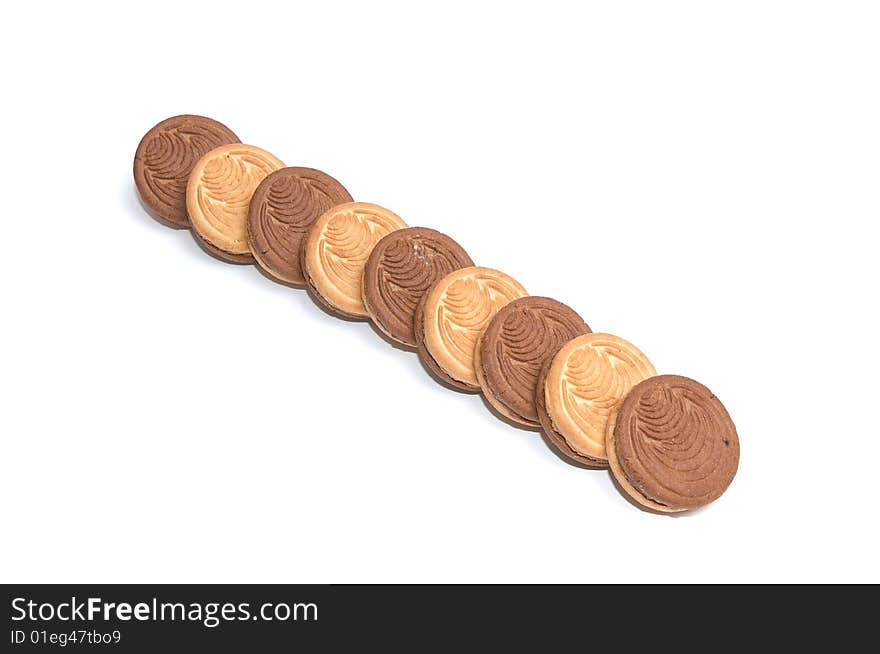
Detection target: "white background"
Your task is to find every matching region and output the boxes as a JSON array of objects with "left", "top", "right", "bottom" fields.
[{"left": 2, "top": 1, "right": 878, "bottom": 583}]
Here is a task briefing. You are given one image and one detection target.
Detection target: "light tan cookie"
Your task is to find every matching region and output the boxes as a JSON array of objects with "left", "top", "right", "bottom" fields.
[
  {"left": 418, "top": 267, "right": 528, "bottom": 391},
  {"left": 413, "top": 288, "right": 476, "bottom": 393},
  {"left": 186, "top": 144, "right": 285, "bottom": 263},
  {"left": 543, "top": 333, "right": 655, "bottom": 464},
  {"left": 301, "top": 202, "right": 407, "bottom": 318},
  {"left": 536, "top": 353, "right": 607, "bottom": 468}
]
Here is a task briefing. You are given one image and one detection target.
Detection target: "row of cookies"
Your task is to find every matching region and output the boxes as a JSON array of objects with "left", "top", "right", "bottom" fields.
[{"left": 134, "top": 114, "right": 739, "bottom": 513}]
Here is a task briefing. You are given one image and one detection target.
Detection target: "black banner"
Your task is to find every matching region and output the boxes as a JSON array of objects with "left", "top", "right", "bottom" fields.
[{"left": 2, "top": 584, "right": 868, "bottom": 650}]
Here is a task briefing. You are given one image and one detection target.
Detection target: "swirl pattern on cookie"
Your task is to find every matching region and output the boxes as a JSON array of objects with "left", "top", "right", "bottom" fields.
[
  {"left": 544, "top": 333, "right": 655, "bottom": 461},
  {"left": 134, "top": 115, "right": 240, "bottom": 228},
  {"left": 187, "top": 144, "right": 285, "bottom": 261},
  {"left": 363, "top": 228, "right": 474, "bottom": 346},
  {"left": 611, "top": 375, "right": 739, "bottom": 511},
  {"left": 302, "top": 202, "right": 407, "bottom": 318},
  {"left": 247, "top": 167, "right": 352, "bottom": 285},
  {"left": 478, "top": 297, "right": 591, "bottom": 425},
  {"left": 535, "top": 354, "right": 607, "bottom": 467},
  {"left": 421, "top": 267, "right": 528, "bottom": 388}
]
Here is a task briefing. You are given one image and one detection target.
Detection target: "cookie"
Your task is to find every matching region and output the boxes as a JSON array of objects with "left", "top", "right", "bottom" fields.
[
  {"left": 608, "top": 375, "right": 739, "bottom": 512},
  {"left": 301, "top": 202, "right": 407, "bottom": 318},
  {"left": 535, "top": 354, "right": 606, "bottom": 468},
  {"left": 186, "top": 144, "right": 285, "bottom": 263},
  {"left": 541, "top": 333, "right": 655, "bottom": 465},
  {"left": 476, "top": 297, "right": 591, "bottom": 428},
  {"left": 363, "top": 228, "right": 474, "bottom": 347},
  {"left": 133, "top": 115, "right": 240, "bottom": 229},
  {"left": 247, "top": 167, "right": 352, "bottom": 285},
  {"left": 417, "top": 267, "right": 528, "bottom": 391},
  {"left": 412, "top": 289, "right": 476, "bottom": 392}
]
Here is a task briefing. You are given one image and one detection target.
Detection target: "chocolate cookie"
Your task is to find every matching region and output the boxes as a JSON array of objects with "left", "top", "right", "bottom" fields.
[
  {"left": 247, "top": 167, "right": 352, "bottom": 286},
  {"left": 476, "top": 297, "right": 590, "bottom": 428},
  {"left": 186, "top": 144, "right": 285, "bottom": 264},
  {"left": 301, "top": 202, "right": 407, "bottom": 318},
  {"left": 417, "top": 267, "right": 528, "bottom": 391},
  {"left": 608, "top": 375, "right": 739, "bottom": 512},
  {"left": 541, "top": 333, "right": 655, "bottom": 465},
  {"left": 363, "top": 228, "right": 474, "bottom": 347},
  {"left": 134, "top": 115, "right": 240, "bottom": 229}
]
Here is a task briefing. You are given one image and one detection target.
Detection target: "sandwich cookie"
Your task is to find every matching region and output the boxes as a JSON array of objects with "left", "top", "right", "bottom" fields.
[
  {"left": 539, "top": 333, "right": 655, "bottom": 467},
  {"left": 134, "top": 115, "right": 240, "bottom": 229},
  {"left": 416, "top": 267, "right": 527, "bottom": 392},
  {"left": 186, "top": 144, "right": 285, "bottom": 263},
  {"left": 363, "top": 227, "right": 474, "bottom": 347},
  {"left": 247, "top": 167, "right": 352, "bottom": 286},
  {"left": 301, "top": 202, "right": 407, "bottom": 318},
  {"left": 476, "top": 297, "right": 591, "bottom": 428},
  {"left": 607, "top": 375, "right": 739, "bottom": 512}
]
